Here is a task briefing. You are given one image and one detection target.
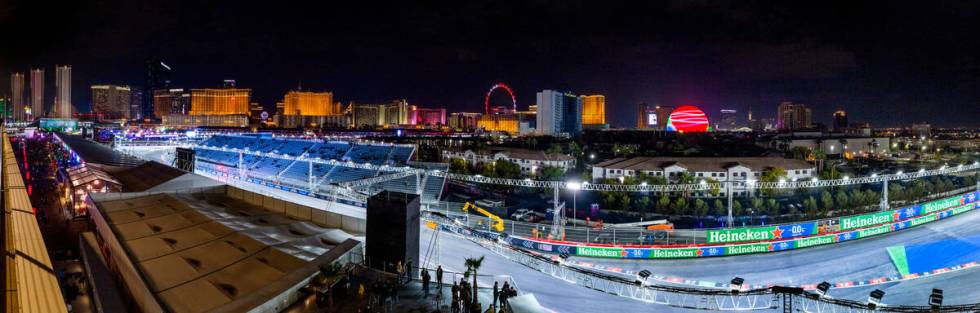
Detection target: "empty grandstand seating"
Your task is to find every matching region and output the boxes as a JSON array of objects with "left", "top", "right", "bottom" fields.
[
  {"left": 193, "top": 134, "right": 439, "bottom": 202},
  {"left": 344, "top": 145, "right": 392, "bottom": 164},
  {"left": 306, "top": 142, "right": 351, "bottom": 160}
]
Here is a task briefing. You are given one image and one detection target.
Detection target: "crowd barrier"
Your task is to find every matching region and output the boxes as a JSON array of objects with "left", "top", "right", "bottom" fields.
[{"left": 505, "top": 191, "right": 980, "bottom": 259}]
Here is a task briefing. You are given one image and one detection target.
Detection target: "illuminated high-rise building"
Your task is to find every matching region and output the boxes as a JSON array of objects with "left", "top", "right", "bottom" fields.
[
  {"left": 10, "top": 72, "right": 25, "bottom": 121},
  {"left": 582, "top": 95, "right": 605, "bottom": 124},
  {"left": 30, "top": 68, "right": 44, "bottom": 119},
  {"left": 449, "top": 112, "right": 481, "bottom": 131},
  {"left": 719, "top": 109, "right": 737, "bottom": 130},
  {"left": 776, "top": 101, "right": 812, "bottom": 130},
  {"left": 153, "top": 89, "right": 191, "bottom": 117},
  {"left": 350, "top": 100, "right": 411, "bottom": 128},
  {"left": 189, "top": 88, "right": 251, "bottom": 115},
  {"left": 129, "top": 87, "right": 143, "bottom": 120},
  {"left": 55, "top": 65, "right": 72, "bottom": 118},
  {"left": 143, "top": 58, "right": 172, "bottom": 119},
  {"left": 833, "top": 109, "right": 848, "bottom": 131},
  {"left": 282, "top": 91, "right": 339, "bottom": 116},
  {"left": 536, "top": 90, "right": 582, "bottom": 136},
  {"left": 580, "top": 94, "right": 606, "bottom": 127},
  {"left": 655, "top": 105, "right": 674, "bottom": 130},
  {"left": 636, "top": 102, "right": 650, "bottom": 129},
  {"left": 91, "top": 85, "right": 132, "bottom": 120},
  {"left": 408, "top": 106, "right": 447, "bottom": 127}
]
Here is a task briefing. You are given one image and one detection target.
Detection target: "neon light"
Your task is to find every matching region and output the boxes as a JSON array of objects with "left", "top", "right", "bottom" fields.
[
  {"left": 666, "top": 105, "right": 709, "bottom": 132},
  {"left": 484, "top": 83, "right": 517, "bottom": 114}
]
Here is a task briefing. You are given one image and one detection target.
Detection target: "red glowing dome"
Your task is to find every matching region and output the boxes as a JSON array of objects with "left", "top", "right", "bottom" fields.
[{"left": 667, "top": 105, "right": 709, "bottom": 132}]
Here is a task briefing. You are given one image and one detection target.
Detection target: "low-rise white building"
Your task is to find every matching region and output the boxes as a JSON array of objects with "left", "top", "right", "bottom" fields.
[
  {"left": 762, "top": 132, "right": 891, "bottom": 156},
  {"left": 443, "top": 147, "right": 576, "bottom": 175},
  {"left": 591, "top": 156, "right": 817, "bottom": 197}
]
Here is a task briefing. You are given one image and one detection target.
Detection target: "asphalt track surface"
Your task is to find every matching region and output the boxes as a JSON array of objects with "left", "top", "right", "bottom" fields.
[
  {"left": 566, "top": 205, "right": 980, "bottom": 307},
  {"left": 423, "top": 207, "right": 980, "bottom": 311}
]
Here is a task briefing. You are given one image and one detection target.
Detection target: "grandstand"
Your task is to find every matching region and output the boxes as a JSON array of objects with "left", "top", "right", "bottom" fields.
[{"left": 194, "top": 135, "right": 446, "bottom": 204}]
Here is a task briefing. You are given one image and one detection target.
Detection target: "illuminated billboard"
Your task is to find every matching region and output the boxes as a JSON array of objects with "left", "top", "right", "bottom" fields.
[
  {"left": 647, "top": 113, "right": 657, "bottom": 126},
  {"left": 665, "top": 105, "right": 709, "bottom": 132}
]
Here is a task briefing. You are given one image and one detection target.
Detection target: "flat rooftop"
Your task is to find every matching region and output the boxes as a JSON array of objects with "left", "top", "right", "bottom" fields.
[{"left": 91, "top": 190, "right": 360, "bottom": 313}]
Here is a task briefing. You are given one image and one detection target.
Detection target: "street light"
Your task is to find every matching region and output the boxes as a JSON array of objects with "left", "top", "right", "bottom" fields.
[{"left": 567, "top": 181, "right": 582, "bottom": 225}]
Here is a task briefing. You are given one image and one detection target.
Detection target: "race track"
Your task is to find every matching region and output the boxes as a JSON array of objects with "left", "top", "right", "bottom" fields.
[{"left": 423, "top": 206, "right": 980, "bottom": 311}]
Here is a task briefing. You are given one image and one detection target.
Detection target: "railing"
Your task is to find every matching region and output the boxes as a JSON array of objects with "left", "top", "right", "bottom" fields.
[{"left": 438, "top": 187, "right": 979, "bottom": 248}]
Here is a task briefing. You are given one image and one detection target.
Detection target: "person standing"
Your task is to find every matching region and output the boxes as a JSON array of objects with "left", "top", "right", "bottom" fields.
[
  {"left": 422, "top": 268, "right": 431, "bottom": 298},
  {"left": 451, "top": 282, "right": 460, "bottom": 313},
  {"left": 492, "top": 281, "right": 499, "bottom": 309},
  {"left": 436, "top": 265, "right": 444, "bottom": 291},
  {"left": 396, "top": 261, "right": 404, "bottom": 283}
]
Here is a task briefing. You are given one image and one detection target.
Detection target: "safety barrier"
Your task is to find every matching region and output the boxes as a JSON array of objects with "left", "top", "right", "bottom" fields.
[
  {"left": 426, "top": 212, "right": 980, "bottom": 312},
  {"left": 504, "top": 192, "right": 980, "bottom": 259}
]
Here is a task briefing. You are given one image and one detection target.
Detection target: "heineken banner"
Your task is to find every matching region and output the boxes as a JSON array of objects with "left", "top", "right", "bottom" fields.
[
  {"left": 840, "top": 211, "right": 896, "bottom": 230},
  {"left": 922, "top": 196, "right": 964, "bottom": 214},
  {"left": 515, "top": 197, "right": 979, "bottom": 259},
  {"left": 705, "top": 222, "right": 818, "bottom": 244}
]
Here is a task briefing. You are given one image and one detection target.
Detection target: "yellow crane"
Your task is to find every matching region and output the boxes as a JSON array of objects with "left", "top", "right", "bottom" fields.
[{"left": 462, "top": 202, "right": 505, "bottom": 232}]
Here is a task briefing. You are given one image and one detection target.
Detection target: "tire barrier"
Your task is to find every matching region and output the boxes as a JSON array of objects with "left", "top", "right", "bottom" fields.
[{"left": 506, "top": 191, "right": 980, "bottom": 259}]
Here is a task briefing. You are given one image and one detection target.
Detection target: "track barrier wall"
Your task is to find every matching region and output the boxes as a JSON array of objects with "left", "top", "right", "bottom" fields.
[{"left": 506, "top": 191, "right": 980, "bottom": 259}]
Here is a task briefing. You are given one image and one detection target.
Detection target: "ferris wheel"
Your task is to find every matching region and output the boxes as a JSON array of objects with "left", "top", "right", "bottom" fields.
[{"left": 484, "top": 83, "right": 517, "bottom": 114}]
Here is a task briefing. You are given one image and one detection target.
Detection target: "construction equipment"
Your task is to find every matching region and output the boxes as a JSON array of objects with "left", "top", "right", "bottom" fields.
[{"left": 462, "top": 201, "right": 505, "bottom": 232}]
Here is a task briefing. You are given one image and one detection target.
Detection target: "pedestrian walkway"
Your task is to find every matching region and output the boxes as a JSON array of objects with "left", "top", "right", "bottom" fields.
[{"left": 282, "top": 263, "right": 523, "bottom": 313}]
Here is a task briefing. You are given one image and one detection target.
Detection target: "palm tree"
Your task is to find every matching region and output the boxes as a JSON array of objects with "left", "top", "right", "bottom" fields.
[{"left": 465, "top": 256, "right": 485, "bottom": 309}]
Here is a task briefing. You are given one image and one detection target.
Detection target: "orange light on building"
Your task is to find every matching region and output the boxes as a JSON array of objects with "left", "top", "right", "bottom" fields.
[
  {"left": 189, "top": 88, "right": 251, "bottom": 115},
  {"left": 581, "top": 94, "right": 606, "bottom": 126},
  {"left": 477, "top": 114, "right": 519, "bottom": 134},
  {"left": 282, "top": 91, "right": 340, "bottom": 116}
]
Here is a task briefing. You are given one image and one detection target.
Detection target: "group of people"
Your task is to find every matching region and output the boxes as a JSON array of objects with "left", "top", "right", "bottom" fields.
[
  {"left": 449, "top": 277, "right": 474, "bottom": 313},
  {"left": 360, "top": 277, "right": 400, "bottom": 312},
  {"left": 448, "top": 279, "right": 517, "bottom": 313}
]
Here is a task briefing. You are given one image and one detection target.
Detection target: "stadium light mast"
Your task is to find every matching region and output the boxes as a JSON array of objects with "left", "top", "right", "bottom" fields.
[{"left": 726, "top": 179, "right": 733, "bottom": 228}]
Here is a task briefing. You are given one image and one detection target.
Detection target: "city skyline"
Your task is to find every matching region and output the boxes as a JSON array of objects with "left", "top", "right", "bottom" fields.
[{"left": 2, "top": 1, "right": 980, "bottom": 127}]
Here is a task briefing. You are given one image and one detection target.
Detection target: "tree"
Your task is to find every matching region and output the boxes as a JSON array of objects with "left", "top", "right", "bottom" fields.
[
  {"left": 656, "top": 195, "right": 671, "bottom": 214},
  {"left": 546, "top": 143, "right": 564, "bottom": 155},
  {"left": 766, "top": 199, "right": 780, "bottom": 217},
  {"left": 835, "top": 190, "right": 849, "bottom": 214},
  {"left": 449, "top": 158, "right": 470, "bottom": 174},
  {"left": 803, "top": 196, "right": 819, "bottom": 216},
  {"left": 693, "top": 199, "right": 708, "bottom": 221},
  {"left": 464, "top": 256, "right": 485, "bottom": 310},
  {"left": 790, "top": 146, "right": 811, "bottom": 160},
  {"left": 567, "top": 141, "right": 583, "bottom": 157},
  {"left": 821, "top": 191, "right": 834, "bottom": 211},
  {"left": 617, "top": 194, "right": 631, "bottom": 211},
  {"left": 732, "top": 199, "right": 744, "bottom": 217},
  {"left": 538, "top": 166, "right": 565, "bottom": 181},
  {"left": 638, "top": 196, "right": 652, "bottom": 213},
  {"left": 750, "top": 198, "right": 764, "bottom": 211},
  {"left": 759, "top": 167, "right": 788, "bottom": 196},
  {"left": 492, "top": 160, "right": 522, "bottom": 179},
  {"left": 672, "top": 197, "right": 689, "bottom": 215},
  {"left": 713, "top": 199, "right": 726, "bottom": 216},
  {"left": 704, "top": 178, "right": 721, "bottom": 196}
]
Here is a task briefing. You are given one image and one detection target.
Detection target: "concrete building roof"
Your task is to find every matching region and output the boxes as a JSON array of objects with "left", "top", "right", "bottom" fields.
[{"left": 594, "top": 156, "right": 815, "bottom": 172}]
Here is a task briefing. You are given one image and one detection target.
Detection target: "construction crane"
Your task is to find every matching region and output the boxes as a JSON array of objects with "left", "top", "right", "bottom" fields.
[{"left": 462, "top": 202, "right": 505, "bottom": 232}]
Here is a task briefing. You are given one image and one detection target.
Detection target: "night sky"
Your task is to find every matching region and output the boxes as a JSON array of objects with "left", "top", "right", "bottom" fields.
[{"left": 2, "top": 1, "right": 980, "bottom": 127}]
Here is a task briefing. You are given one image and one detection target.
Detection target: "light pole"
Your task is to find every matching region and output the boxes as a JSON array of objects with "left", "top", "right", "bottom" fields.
[{"left": 567, "top": 181, "right": 582, "bottom": 226}]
